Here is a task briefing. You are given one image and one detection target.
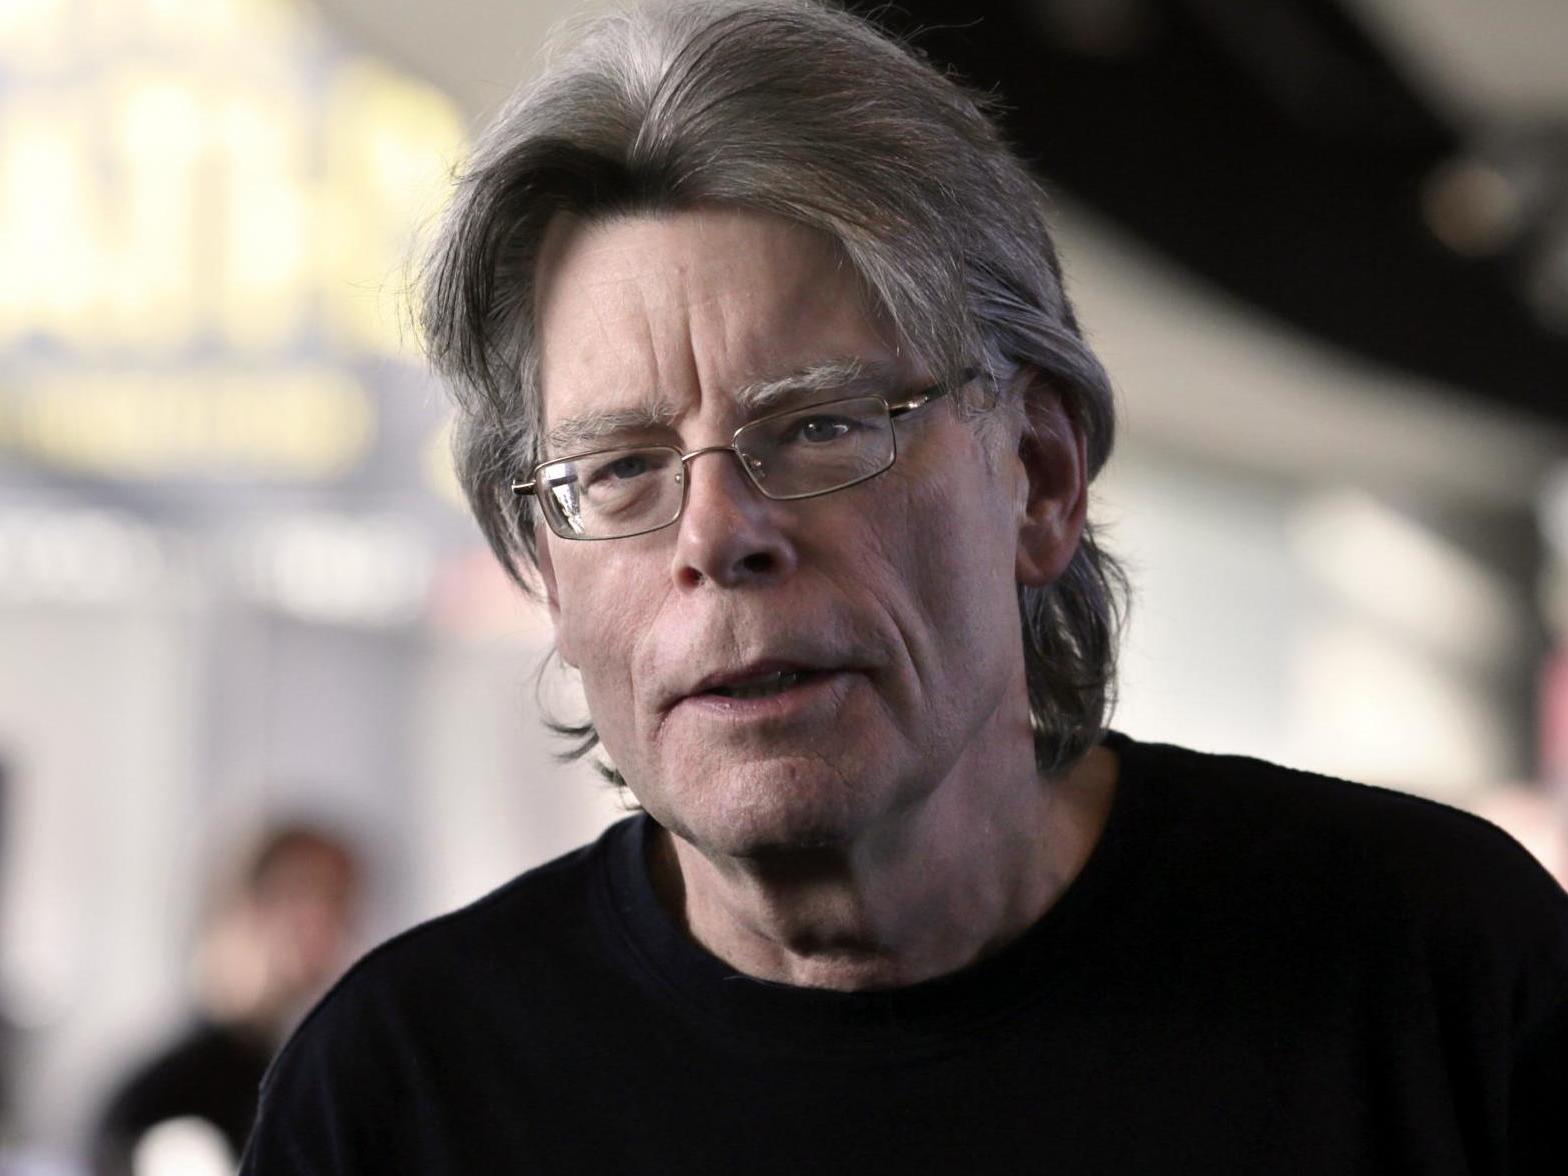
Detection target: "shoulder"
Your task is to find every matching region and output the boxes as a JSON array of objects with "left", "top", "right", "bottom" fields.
[
  {"left": 1124, "top": 733, "right": 1554, "bottom": 874},
  {"left": 1117, "top": 734, "right": 1568, "bottom": 970},
  {"left": 259, "top": 815, "right": 635, "bottom": 1093},
  {"left": 242, "top": 817, "right": 640, "bottom": 1169}
]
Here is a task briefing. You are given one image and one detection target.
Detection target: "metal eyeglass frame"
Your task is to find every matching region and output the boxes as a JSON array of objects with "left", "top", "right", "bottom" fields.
[{"left": 510, "top": 373, "right": 970, "bottom": 541}]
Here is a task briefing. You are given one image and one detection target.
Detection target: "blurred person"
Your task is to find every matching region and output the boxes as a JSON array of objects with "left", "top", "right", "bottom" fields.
[
  {"left": 243, "top": 2, "right": 1568, "bottom": 1172},
  {"left": 92, "top": 822, "right": 360, "bottom": 1175}
]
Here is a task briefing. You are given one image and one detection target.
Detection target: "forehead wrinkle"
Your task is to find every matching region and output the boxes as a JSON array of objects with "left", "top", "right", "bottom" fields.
[{"left": 544, "top": 253, "right": 696, "bottom": 458}]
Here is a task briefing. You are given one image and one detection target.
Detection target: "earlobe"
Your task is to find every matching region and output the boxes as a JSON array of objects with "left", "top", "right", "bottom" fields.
[{"left": 1014, "top": 389, "right": 1089, "bottom": 588}]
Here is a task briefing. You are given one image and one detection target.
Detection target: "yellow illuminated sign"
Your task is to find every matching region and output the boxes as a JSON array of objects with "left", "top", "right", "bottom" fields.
[
  {"left": 0, "top": 0, "right": 467, "bottom": 482},
  {"left": 1, "top": 367, "right": 373, "bottom": 479}
]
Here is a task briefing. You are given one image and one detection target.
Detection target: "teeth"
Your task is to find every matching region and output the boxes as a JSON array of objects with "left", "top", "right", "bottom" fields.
[{"left": 713, "top": 670, "right": 803, "bottom": 699}]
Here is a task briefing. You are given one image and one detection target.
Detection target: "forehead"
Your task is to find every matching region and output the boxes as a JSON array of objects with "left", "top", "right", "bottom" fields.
[{"left": 532, "top": 208, "right": 898, "bottom": 429}]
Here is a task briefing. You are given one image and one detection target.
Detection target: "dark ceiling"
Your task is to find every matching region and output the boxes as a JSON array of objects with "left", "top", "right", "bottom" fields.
[{"left": 874, "top": 0, "right": 1568, "bottom": 429}]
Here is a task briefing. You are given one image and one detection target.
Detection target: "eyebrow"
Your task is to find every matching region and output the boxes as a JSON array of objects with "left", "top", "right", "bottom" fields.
[
  {"left": 731, "top": 357, "right": 899, "bottom": 412},
  {"left": 542, "top": 358, "right": 901, "bottom": 457},
  {"left": 543, "top": 403, "right": 680, "bottom": 456}
]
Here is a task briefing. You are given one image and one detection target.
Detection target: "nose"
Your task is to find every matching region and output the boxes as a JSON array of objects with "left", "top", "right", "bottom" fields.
[{"left": 671, "top": 447, "right": 797, "bottom": 590}]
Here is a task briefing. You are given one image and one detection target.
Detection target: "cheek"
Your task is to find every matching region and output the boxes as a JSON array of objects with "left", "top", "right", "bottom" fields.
[
  {"left": 552, "top": 553, "right": 668, "bottom": 733},
  {"left": 554, "top": 558, "right": 638, "bottom": 678},
  {"left": 890, "top": 465, "right": 1015, "bottom": 617},
  {"left": 872, "top": 467, "right": 1021, "bottom": 711}
]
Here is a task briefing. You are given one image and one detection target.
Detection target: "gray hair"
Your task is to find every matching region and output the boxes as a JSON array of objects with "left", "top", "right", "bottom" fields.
[{"left": 420, "top": 0, "right": 1125, "bottom": 778}]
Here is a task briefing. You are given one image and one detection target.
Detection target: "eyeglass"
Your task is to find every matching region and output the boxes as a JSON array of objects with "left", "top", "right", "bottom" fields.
[{"left": 512, "top": 375, "right": 967, "bottom": 541}]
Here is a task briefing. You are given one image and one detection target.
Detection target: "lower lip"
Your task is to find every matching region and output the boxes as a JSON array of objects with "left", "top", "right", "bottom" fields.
[{"left": 674, "top": 670, "right": 856, "bottom": 721}]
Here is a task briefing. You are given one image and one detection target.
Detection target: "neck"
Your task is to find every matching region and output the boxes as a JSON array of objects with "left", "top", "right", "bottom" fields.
[{"left": 650, "top": 742, "right": 1119, "bottom": 991}]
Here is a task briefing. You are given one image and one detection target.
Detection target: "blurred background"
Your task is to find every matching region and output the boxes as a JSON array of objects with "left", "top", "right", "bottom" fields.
[{"left": 0, "top": 0, "right": 1564, "bottom": 1169}]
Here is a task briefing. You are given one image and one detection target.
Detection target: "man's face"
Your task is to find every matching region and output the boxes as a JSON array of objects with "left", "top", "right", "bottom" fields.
[{"left": 534, "top": 208, "right": 1040, "bottom": 858}]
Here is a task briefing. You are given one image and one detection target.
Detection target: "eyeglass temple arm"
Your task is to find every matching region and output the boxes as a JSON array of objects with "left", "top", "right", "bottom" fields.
[
  {"left": 887, "top": 389, "right": 941, "bottom": 419},
  {"left": 512, "top": 473, "right": 575, "bottom": 495},
  {"left": 886, "top": 368, "right": 973, "bottom": 419}
]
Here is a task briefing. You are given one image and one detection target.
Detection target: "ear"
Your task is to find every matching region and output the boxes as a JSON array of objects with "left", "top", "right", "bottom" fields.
[
  {"left": 1013, "top": 377, "right": 1089, "bottom": 588},
  {"left": 534, "top": 523, "right": 577, "bottom": 667}
]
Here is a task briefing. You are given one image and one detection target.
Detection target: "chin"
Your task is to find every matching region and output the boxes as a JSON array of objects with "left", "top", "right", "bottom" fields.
[{"left": 634, "top": 755, "right": 887, "bottom": 859}]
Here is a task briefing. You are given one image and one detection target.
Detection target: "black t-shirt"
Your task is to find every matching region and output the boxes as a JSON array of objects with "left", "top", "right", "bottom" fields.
[
  {"left": 94, "top": 1019, "right": 274, "bottom": 1174},
  {"left": 241, "top": 734, "right": 1568, "bottom": 1173}
]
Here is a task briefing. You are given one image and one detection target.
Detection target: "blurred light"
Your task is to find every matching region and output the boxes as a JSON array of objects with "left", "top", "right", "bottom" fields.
[
  {"left": 0, "top": 96, "right": 99, "bottom": 337},
  {"left": 1290, "top": 489, "right": 1523, "bottom": 669},
  {"left": 3, "top": 367, "right": 373, "bottom": 479},
  {"left": 1292, "top": 616, "right": 1512, "bottom": 794},
  {"left": 131, "top": 1117, "right": 234, "bottom": 1176},
  {"left": 1422, "top": 125, "right": 1568, "bottom": 332},
  {"left": 0, "top": 0, "right": 465, "bottom": 366},
  {"left": 214, "top": 91, "right": 310, "bottom": 350},
  {"left": 118, "top": 72, "right": 205, "bottom": 159},
  {"left": 171, "top": 0, "right": 316, "bottom": 55},
  {"left": 107, "top": 66, "right": 205, "bottom": 351},
  {"left": 0, "top": 0, "right": 69, "bottom": 66},
  {"left": 320, "top": 58, "right": 467, "bottom": 357},
  {"left": 230, "top": 513, "right": 432, "bottom": 626},
  {"left": 146, "top": 0, "right": 248, "bottom": 44},
  {"left": 1422, "top": 159, "right": 1523, "bottom": 256},
  {"left": 0, "top": 507, "right": 169, "bottom": 604}
]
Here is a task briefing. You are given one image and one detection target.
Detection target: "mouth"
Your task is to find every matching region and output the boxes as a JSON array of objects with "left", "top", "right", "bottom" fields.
[
  {"left": 700, "top": 668, "right": 827, "bottom": 700},
  {"left": 668, "top": 660, "right": 853, "bottom": 716}
]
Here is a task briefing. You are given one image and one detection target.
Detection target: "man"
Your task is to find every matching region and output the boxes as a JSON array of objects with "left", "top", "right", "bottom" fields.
[{"left": 243, "top": 1, "right": 1567, "bottom": 1171}]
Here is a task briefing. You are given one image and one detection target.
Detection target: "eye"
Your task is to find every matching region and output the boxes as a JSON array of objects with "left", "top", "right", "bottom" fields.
[
  {"left": 787, "top": 415, "right": 854, "bottom": 444},
  {"left": 583, "top": 452, "right": 654, "bottom": 487},
  {"left": 604, "top": 453, "right": 651, "bottom": 479}
]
